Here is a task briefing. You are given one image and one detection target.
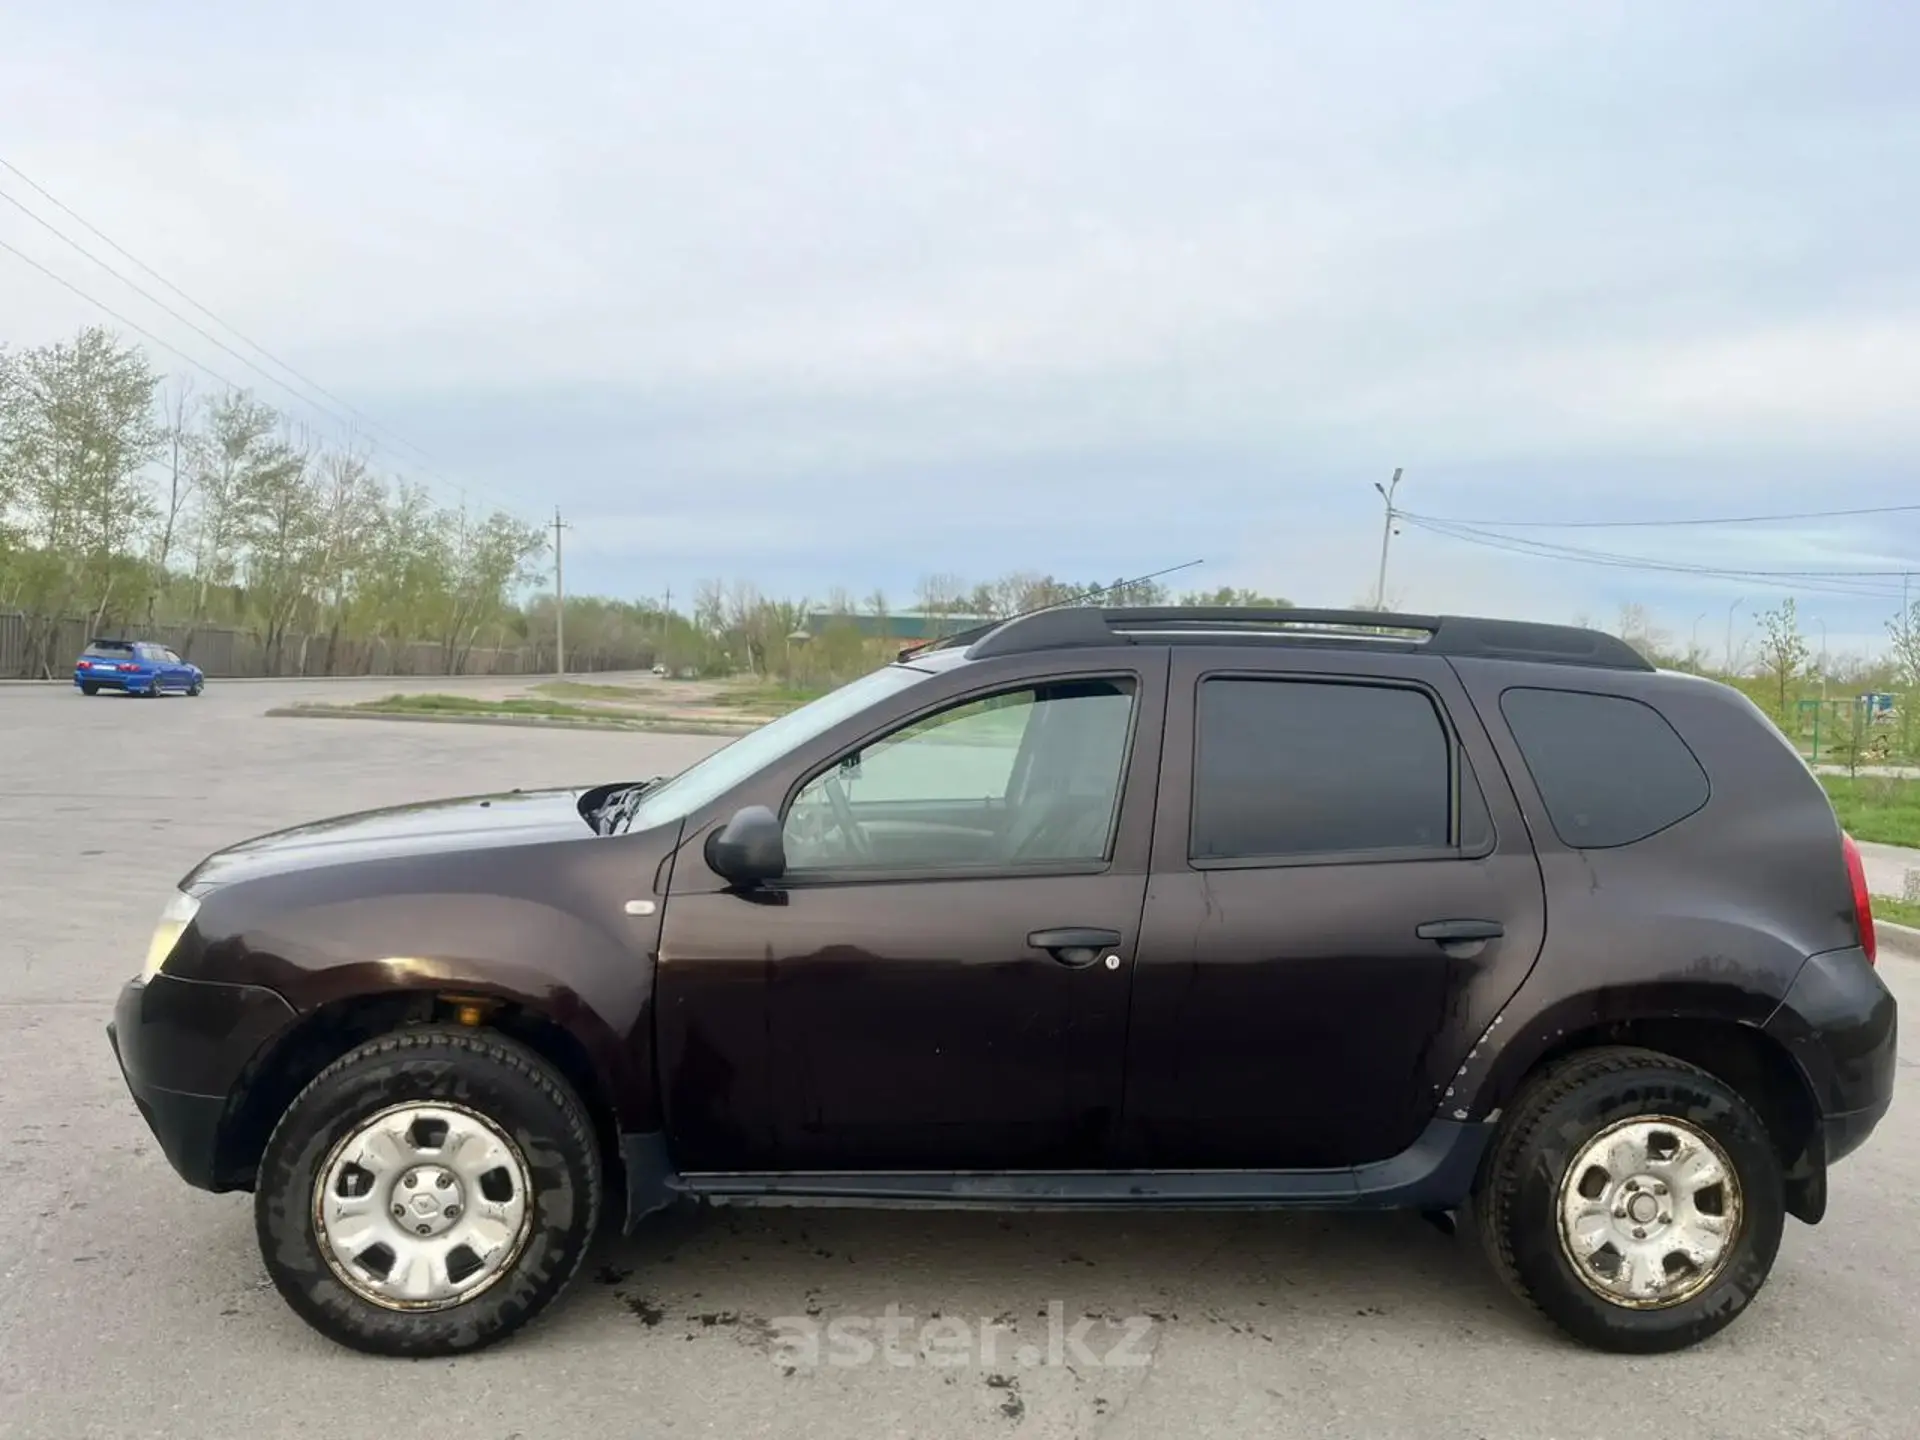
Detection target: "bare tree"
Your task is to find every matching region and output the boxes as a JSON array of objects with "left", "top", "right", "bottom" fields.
[{"left": 1756, "top": 598, "right": 1811, "bottom": 721}]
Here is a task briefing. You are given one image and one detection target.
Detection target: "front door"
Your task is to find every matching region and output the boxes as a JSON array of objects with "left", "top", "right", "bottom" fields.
[
  {"left": 658, "top": 655, "right": 1165, "bottom": 1173},
  {"left": 1119, "top": 650, "right": 1548, "bottom": 1170}
]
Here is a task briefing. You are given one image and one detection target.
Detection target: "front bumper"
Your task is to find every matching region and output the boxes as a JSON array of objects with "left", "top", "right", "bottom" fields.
[
  {"left": 1763, "top": 945, "right": 1898, "bottom": 1167},
  {"left": 109, "top": 973, "right": 295, "bottom": 1191}
]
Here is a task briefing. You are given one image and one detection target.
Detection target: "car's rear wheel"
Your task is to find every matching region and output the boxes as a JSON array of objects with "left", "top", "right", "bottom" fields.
[
  {"left": 79, "top": 682, "right": 98, "bottom": 695},
  {"left": 255, "top": 1026, "right": 602, "bottom": 1357},
  {"left": 1473, "top": 1045, "right": 1784, "bottom": 1354}
]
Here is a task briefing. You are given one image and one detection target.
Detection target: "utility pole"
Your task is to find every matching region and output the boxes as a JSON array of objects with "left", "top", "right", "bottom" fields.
[
  {"left": 551, "top": 507, "right": 571, "bottom": 677},
  {"left": 1371, "top": 467, "right": 1404, "bottom": 611},
  {"left": 1725, "top": 596, "right": 1743, "bottom": 675}
]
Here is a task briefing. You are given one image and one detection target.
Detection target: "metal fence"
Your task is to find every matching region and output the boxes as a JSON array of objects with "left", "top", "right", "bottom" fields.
[{"left": 0, "top": 611, "right": 652, "bottom": 680}]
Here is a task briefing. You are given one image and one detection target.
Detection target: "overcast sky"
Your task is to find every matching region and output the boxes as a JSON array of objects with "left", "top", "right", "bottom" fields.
[{"left": 5, "top": 1, "right": 1916, "bottom": 660}]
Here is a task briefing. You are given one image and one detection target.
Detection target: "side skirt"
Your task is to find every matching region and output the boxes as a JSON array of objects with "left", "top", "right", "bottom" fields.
[{"left": 619, "top": 1119, "right": 1492, "bottom": 1228}]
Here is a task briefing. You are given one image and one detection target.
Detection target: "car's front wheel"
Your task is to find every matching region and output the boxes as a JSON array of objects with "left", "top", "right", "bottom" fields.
[
  {"left": 187, "top": 679, "right": 203, "bottom": 696},
  {"left": 1474, "top": 1045, "right": 1784, "bottom": 1354},
  {"left": 255, "top": 1026, "right": 602, "bottom": 1357}
]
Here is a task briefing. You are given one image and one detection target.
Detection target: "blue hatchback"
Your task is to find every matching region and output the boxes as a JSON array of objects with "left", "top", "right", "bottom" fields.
[{"left": 74, "top": 638, "right": 205, "bottom": 697}]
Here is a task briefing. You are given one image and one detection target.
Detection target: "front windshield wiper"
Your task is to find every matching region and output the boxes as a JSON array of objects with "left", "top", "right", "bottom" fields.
[{"left": 584, "top": 777, "right": 667, "bottom": 835}]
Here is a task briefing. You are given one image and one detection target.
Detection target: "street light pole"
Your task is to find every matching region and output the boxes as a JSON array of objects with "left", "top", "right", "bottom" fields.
[
  {"left": 1372, "top": 467, "right": 1404, "bottom": 611},
  {"left": 1725, "top": 597, "right": 1743, "bottom": 675}
]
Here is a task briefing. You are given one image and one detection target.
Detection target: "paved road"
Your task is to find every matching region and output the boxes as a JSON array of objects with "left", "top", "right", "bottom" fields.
[
  {"left": 1858, "top": 839, "right": 1920, "bottom": 905},
  {"left": 2, "top": 678, "right": 1917, "bottom": 1439}
]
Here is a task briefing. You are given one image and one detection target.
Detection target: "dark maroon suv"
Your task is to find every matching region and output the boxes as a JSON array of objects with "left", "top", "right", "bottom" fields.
[{"left": 106, "top": 607, "right": 1896, "bottom": 1357}]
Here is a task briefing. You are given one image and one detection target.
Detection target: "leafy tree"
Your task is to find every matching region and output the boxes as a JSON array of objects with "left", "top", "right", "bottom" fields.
[{"left": 0, "top": 327, "right": 161, "bottom": 666}]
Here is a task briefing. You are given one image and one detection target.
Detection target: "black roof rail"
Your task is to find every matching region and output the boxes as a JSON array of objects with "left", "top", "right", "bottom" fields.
[{"left": 957, "top": 606, "right": 1653, "bottom": 671}]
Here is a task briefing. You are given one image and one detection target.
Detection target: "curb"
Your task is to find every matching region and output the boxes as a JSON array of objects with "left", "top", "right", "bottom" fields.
[
  {"left": 1879, "top": 920, "right": 1920, "bottom": 959},
  {"left": 263, "top": 705, "right": 755, "bottom": 737}
]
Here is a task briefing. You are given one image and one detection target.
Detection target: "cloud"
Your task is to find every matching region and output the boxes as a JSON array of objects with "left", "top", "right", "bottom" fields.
[{"left": 1, "top": 0, "right": 1917, "bottom": 636}]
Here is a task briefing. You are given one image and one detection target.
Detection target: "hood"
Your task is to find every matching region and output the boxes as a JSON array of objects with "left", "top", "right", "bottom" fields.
[{"left": 182, "top": 786, "right": 600, "bottom": 892}]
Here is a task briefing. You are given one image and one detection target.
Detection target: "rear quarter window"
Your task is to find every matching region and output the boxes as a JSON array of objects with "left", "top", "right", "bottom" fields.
[{"left": 1499, "top": 687, "right": 1709, "bottom": 849}]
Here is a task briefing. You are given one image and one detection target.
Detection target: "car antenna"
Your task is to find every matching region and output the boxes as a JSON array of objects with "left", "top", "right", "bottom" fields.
[{"left": 896, "top": 558, "right": 1205, "bottom": 662}]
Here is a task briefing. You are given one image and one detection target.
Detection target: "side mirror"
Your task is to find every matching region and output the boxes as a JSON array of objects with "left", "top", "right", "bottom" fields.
[{"left": 704, "top": 805, "right": 786, "bottom": 886}]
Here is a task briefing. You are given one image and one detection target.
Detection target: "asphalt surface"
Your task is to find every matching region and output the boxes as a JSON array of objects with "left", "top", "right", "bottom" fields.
[{"left": 2, "top": 676, "right": 1917, "bottom": 1440}]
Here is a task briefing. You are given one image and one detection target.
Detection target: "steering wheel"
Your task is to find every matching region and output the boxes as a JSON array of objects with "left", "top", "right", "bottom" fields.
[{"left": 824, "top": 773, "right": 874, "bottom": 862}]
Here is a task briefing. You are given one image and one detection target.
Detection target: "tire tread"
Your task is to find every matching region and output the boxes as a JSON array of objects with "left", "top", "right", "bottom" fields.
[
  {"left": 255, "top": 1024, "right": 602, "bottom": 1357},
  {"left": 1474, "top": 1044, "right": 1738, "bottom": 1337}
]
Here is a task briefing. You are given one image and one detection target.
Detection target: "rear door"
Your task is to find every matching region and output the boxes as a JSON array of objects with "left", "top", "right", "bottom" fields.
[{"left": 1118, "top": 649, "right": 1547, "bottom": 1170}]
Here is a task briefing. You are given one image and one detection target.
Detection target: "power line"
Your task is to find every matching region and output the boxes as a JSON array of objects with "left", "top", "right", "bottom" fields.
[
  {"left": 0, "top": 234, "right": 256, "bottom": 395},
  {"left": 1416, "top": 516, "right": 1920, "bottom": 579},
  {"left": 0, "top": 184, "right": 471, "bottom": 513},
  {"left": 0, "top": 164, "right": 523, "bottom": 518},
  {"left": 0, "top": 154, "right": 452, "bottom": 474},
  {"left": 1402, "top": 500, "right": 1920, "bottom": 530},
  {"left": 1401, "top": 515, "right": 1914, "bottom": 602},
  {"left": 1405, "top": 516, "right": 1911, "bottom": 596}
]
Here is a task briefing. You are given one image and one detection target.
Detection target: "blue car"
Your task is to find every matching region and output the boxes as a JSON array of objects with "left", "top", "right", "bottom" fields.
[{"left": 74, "top": 638, "right": 205, "bottom": 697}]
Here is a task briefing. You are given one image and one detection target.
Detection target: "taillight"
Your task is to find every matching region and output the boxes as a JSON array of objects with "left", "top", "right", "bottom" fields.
[
  {"left": 76, "top": 660, "right": 91, "bottom": 669},
  {"left": 1842, "top": 831, "right": 1877, "bottom": 966},
  {"left": 117, "top": 663, "right": 139, "bottom": 673}
]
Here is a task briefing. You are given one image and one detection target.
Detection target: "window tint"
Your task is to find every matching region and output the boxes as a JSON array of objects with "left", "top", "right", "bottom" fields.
[
  {"left": 1499, "top": 687, "right": 1708, "bottom": 849},
  {"left": 1192, "top": 679, "right": 1471, "bottom": 861},
  {"left": 785, "top": 679, "right": 1136, "bottom": 871}
]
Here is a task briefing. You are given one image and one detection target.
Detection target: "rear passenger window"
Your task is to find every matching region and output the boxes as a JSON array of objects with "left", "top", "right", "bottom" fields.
[
  {"left": 1190, "top": 678, "right": 1488, "bottom": 863},
  {"left": 1499, "top": 687, "right": 1708, "bottom": 849}
]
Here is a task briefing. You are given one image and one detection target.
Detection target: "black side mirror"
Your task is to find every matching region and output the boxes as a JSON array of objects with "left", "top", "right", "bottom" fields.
[{"left": 704, "top": 805, "right": 786, "bottom": 886}]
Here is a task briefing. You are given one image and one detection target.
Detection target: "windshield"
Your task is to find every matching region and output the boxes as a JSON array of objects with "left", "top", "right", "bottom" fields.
[{"left": 618, "top": 662, "right": 934, "bottom": 833}]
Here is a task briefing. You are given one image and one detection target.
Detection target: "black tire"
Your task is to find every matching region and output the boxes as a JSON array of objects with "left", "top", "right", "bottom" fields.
[
  {"left": 255, "top": 1026, "right": 602, "bottom": 1357},
  {"left": 1473, "top": 1045, "right": 1784, "bottom": 1354},
  {"left": 80, "top": 683, "right": 98, "bottom": 695},
  {"left": 188, "top": 680, "right": 203, "bottom": 696}
]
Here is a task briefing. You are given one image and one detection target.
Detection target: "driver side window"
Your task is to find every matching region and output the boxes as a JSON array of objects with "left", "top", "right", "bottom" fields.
[{"left": 783, "top": 678, "right": 1137, "bottom": 874}]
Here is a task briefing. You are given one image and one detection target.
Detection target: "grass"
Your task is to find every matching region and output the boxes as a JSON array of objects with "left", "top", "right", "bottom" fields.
[
  {"left": 704, "top": 682, "right": 832, "bottom": 712},
  {"left": 1875, "top": 895, "right": 1920, "bottom": 930},
  {"left": 1818, "top": 775, "right": 1920, "bottom": 850},
  {"left": 531, "top": 680, "right": 651, "bottom": 702},
  {"left": 350, "top": 692, "right": 636, "bottom": 721}
]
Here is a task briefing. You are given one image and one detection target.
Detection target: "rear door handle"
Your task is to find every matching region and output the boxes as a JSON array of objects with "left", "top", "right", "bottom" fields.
[
  {"left": 1416, "top": 919, "right": 1504, "bottom": 942},
  {"left": 1028, "top": 927, "right": 1122, "bottom": 968}
]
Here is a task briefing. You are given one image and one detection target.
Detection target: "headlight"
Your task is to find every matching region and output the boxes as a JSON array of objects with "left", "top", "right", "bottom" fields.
[{"left": 142, "top": 891, "right": 200, "bottom": 981}]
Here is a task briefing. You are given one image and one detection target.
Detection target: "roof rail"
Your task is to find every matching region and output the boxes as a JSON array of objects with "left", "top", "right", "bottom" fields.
[{"left": 957, "top": 606, "right": 1653, "bottom": 670}]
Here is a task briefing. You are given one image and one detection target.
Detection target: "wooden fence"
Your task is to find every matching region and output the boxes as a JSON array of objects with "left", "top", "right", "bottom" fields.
[{"left": 0, "top": 612, "right": 655, "bottom": 680}]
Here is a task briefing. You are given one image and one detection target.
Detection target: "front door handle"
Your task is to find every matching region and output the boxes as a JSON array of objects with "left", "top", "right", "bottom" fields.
[
  {"left": 1416, "top": 919, "right": 1504, "bottom": 943},
  {"left": 1028, "top": 927, "right": 1122, "bottom": 968}
]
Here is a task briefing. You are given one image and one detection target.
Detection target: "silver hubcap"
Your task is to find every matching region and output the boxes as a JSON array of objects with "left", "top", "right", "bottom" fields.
[
  {"left": 1556, "top": 1116, "right": 1743, "bottom": 1309},
  {"left": 313, "top": 1102, "right": 533, "bottom": 1311}
]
